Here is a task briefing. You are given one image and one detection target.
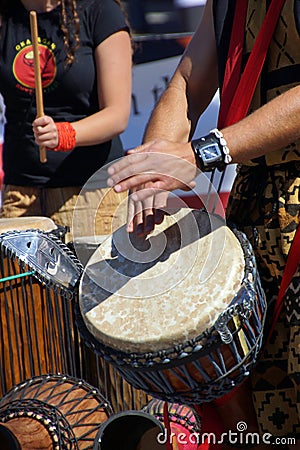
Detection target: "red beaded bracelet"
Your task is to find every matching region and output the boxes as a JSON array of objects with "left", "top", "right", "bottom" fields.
[{"left": 53, "top": 122, "right": 76, "bottom": 152}]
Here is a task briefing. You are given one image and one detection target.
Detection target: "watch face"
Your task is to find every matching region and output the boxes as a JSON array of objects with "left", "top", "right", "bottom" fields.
[{"left": 200, "top": 142, "right": 221, "bottom": 163}]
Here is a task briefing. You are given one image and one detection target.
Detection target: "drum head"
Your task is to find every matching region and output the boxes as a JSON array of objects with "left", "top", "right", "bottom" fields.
[
  {"left": 0, "top": 217, "right": 57, "bottom": 234},
  {"left": 79, "top": 208, "right": 245, "bottom": 353}
]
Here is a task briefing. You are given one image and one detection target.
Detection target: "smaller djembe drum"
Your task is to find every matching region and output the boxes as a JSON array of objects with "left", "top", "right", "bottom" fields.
[
  {"left": 0, "top": 217, "right": 83, "bottom": 396},
  {"left": 0, "top": 374, "right": 113, "bottom": 449}
]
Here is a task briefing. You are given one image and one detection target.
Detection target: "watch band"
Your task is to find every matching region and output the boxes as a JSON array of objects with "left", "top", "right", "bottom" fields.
[{"left": 191, "top": 129, "right": 232, "bottom": 172}]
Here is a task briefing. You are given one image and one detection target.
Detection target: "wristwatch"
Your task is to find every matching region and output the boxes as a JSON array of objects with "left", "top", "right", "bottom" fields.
[{"left": 191, "top": 134, "right": 225, "bottom": 172}]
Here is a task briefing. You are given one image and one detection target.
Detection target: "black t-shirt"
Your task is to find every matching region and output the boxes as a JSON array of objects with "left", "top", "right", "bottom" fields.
[{"left": 0, "top": 0, "right": 129, "bottom": 187}]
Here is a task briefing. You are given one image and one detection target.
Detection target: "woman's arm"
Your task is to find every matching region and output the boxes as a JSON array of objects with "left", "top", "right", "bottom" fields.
[{"left": 33, "top": 29, "right": 132, "bottom": 149}]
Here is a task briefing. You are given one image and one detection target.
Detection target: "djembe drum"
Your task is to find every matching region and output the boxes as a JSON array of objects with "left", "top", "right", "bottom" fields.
[
  {"left": 0, "top": 374, "right": 112, "bottom": 449},
  {"left": 144, "top": 398, "right": 201, "bottom": 449},
  {"left": 77, "top": 208, "right": 267, "bottom": 405},
  {"left": 0, "top": 217, "right": 83, "bottom": 396}
]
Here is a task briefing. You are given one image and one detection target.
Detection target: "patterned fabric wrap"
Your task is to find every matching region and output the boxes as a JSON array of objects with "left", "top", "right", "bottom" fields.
[{"left": 226, "top": 162, "right": 300, "bottom": 437}]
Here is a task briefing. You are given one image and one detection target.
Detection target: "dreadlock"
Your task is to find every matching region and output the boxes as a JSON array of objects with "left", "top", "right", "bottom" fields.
[
  {"left": 60, "top": 0, "right": 80, "bottom": 65},
  {"left": 61, "top": 0, "right": 132, "bottom": 63}
]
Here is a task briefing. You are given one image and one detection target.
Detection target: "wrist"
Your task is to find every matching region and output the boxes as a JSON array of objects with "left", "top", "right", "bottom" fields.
[
  {"left": 191, "top": 128, "right": 232, "bottom": 172},
  {"left": 53, "top": 122, "right": 76, "bottom": 152}
]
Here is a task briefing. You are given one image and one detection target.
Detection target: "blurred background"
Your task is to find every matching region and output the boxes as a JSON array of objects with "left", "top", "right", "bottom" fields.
[
  {"left": 120, "top": 0, "right": 216, "bottom": 153},
  {"left": 124, "top": 0, "right": 206, "bottom": 34}
]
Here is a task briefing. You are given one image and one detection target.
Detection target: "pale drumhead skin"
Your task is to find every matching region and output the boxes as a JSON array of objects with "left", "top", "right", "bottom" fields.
[
  {"left": 80, "top": 209, "right": 245, "bottom": 353},
  {"left": 0, "top": 217, "right": 57, "bottom": 233}
]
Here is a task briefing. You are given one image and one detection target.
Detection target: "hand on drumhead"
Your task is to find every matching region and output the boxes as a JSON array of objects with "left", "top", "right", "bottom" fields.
[
  {"left": 127, "top": 189, "right": 168, "bottom": 236},
  {"left": 107, "top": 139, "right": 198, "bottom": 196},
  {"left": 33, "top": 115, "right": 59, "bottom": 149}
]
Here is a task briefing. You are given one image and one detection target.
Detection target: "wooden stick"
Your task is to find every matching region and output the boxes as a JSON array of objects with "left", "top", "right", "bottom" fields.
[{"left": 29, "top": 11, "right": 47, "bottom": 163}]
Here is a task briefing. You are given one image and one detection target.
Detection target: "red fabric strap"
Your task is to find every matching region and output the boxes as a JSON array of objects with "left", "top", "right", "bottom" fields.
[
  {"left": 196, "top": 1, "right": 286, "bottom": 446},
  {"left": 53, "top": 122, "right": 76, "bottom": 152},
  {"left": 217, "top": 0, "right": 248, "bottom": 129},
  {"left": 218, "top": 0, "right": 286, "bottom": 129},
  {"left": 218, "top": 0, "right": 300, "bottom": 346},
  {"left": 163, "top": 401, "right": 174, "bottom": 450}
]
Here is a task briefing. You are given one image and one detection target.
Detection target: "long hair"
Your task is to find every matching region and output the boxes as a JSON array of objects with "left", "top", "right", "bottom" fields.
[{"left": 60, "top": 0, "right": 80, "bottom": 65}]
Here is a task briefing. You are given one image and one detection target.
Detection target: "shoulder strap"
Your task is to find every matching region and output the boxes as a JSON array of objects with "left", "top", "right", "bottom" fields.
[{"left": 218, "top": 0, "right": 286, "bottom": 129}]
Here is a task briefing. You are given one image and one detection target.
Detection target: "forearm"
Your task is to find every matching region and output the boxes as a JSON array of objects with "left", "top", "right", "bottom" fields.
[
  {"left": 222, "top": 84, "right": 300, "bottom": 164},
  {"left": 71, "top": 106, "right": 130, "bottom": 146},
  {"left": 144, "top": 0, "right": 218, "bottom": 145},
  {"left": 143, "top": 77, "right": 192, "bottom": 144},
  {"left": 143, "top": 73, "right": 217, "bottom": 147}
]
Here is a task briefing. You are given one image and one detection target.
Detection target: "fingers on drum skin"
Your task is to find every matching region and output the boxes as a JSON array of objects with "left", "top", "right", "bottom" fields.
[
  {"left": 128, "top": 196, "right": 155, "bottom": 236},
  {"left": 153, "top": 191, "right": 169, "bottom": 210},
  {"left": 136, "top": 211, "right": 155, "bottom": 237},
  {"left": 127, "top": 189, "right": 168, "bottom": 236},
  {"left": 126, "top": 197, "right": 145, "bottom": 234}
]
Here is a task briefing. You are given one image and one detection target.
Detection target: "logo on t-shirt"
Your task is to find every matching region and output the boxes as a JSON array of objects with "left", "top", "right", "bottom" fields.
[{"left": 13, "top": 38, "right": 56, "bottom": 92}]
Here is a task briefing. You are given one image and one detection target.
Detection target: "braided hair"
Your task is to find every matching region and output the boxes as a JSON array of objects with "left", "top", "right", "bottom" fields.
[{"left": 59, "top": 0, "right": 80, "bottom": 65}]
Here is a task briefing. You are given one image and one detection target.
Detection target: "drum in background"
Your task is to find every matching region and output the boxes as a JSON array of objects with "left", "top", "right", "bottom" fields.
[
  {"left": 93, "top": 410, "right": 165, "bottom": 450},
  {"left": 0, "top": 217, "right": 83, "bottom": 397},
  {"left": 0, "top": 374, "right": 112, "bottom": 449},
  {"left": 77, "top": 208, "right": 267, "bottom": 405},
  {"left": 72, "top": 235, "right": 151, "bottom": 413},
  {"left": 144, "top": 398, "right": 201, "bottom": 449},
  {"left": 79, "top": 345, "right": 151, "bottom": 414}
]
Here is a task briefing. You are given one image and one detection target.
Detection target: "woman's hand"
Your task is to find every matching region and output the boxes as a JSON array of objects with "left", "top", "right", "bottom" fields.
[{"left": 32, "top": 115, "right": 59, "bottom": 149}]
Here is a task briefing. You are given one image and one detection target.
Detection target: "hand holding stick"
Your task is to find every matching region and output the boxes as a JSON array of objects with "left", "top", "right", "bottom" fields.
[{"left": 29, "top": 10, "right": 47, "bottom": 163}]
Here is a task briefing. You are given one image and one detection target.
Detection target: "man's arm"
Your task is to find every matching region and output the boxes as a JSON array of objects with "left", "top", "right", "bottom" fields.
[
  {"left": 222, "top": 84, "right": 300, "bottom": 163},
  {"left": 143, "top": 0, "right": 218, "bottom": 144},
  {"left": 108, "top": 0, "right": 300, "bottom": 232}
]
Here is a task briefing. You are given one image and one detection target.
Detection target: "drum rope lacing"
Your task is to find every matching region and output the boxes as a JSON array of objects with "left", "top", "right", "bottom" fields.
[
  {"left": 0, "top": 374, "right": 113, "bottom": 450},
  {"left": 143, "top": 398, "right": 202, "bottom": 434}
]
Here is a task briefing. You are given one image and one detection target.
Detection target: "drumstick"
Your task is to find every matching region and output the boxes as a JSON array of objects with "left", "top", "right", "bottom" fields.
[{"left": 29, "top": 10, "right": 47, "bottom": 163}]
